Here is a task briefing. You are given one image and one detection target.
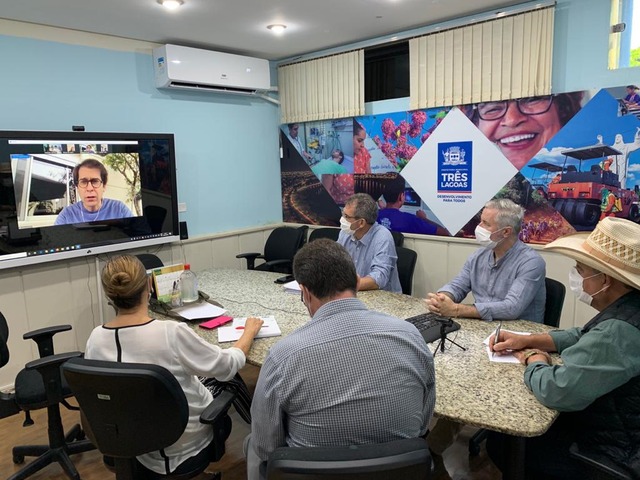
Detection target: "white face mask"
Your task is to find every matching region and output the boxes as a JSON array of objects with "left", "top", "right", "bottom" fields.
[
  {"left": 568, "top": 266, "right": 606, "bottom": 306},
  {"left": 340, "top": 216, "right": 357, "bottom": 236},
  {"left": 474, "top": 225, "right": 505, "bottom": 249}
]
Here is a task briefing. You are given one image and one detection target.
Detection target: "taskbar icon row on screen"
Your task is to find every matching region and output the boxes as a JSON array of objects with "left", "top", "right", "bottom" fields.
[{"left": 27, "top": 245, "right": 83, "bottom": 257}]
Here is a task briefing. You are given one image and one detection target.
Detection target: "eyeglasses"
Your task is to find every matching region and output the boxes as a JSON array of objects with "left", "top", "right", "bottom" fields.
[
  {"left": 475, "top": 96, "right": 554, "bottom": 121},
  {"left": 341, "top": 211, "right": 360, "bottom": 221},
  {"left": 76, "top": 178, "right": 103, "bottom": 188}
]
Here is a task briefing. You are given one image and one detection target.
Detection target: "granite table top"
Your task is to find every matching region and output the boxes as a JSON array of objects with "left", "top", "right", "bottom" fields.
[{"left": 176, "top": 268, "right": 559, "bottom": 438}]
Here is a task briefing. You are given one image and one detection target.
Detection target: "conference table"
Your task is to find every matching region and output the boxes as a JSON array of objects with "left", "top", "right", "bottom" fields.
[{"left": 181, "top": 268, "right": 559, "bottom": 480}]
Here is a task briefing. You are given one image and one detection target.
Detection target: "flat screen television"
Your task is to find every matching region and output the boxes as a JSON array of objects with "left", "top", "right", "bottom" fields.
[{"left": 0, "top": 130, "right": 180, "bottom": 270}]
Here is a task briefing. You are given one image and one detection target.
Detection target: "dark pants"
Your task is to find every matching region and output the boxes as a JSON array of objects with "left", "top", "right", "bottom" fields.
[{"left": 486, "top": 418, "right": 586, "bottom": 480}]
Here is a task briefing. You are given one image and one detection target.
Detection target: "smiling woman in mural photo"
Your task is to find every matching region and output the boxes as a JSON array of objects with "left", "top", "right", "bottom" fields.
[{"left": 465, "top": 92, "right": 584, "bottom": 170}]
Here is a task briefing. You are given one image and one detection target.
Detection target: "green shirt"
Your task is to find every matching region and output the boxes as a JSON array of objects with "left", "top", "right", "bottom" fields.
[{"left": 524, "top": 319, "right": 640, "bottom": 412}]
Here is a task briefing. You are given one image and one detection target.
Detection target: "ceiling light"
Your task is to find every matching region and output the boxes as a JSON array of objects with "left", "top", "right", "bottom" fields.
[
  {"left": 158, "top": 0, "right": 183, "bottom": 11},
  {"left": 267, "top": 24, "right": 287, "bottom": 34}
]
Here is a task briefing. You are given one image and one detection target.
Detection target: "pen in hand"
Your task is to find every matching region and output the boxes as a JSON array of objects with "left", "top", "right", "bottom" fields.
[{"left": 492, "top": 321, "right": 502, "bottom": 358}]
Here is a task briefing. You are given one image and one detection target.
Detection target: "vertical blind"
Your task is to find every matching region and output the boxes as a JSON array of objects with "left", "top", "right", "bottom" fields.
[
  {"left": 278, "top": 50, "right": 364, "bottom": 124},
  {"left": 409, "top": 6, "right": 555, "bottom": 109}
]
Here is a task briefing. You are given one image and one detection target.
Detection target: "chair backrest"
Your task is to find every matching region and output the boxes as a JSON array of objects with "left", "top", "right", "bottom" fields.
[
  {"left": 0, "top": 311, "right": 8, "bottom": 368},
  {"left": 264, "top": 226, "right": 308, "bottom": 262},
  {"left": 135, "top": 253, "right": 164, "bottom": 270},
  {"left": 308, "top": 227, "right": 340, "bottom": 243},
  {"left": 544, "top": 277, "right": 566, "bottom": 328},
  {"left": 396, "top": 247, "right": 418, "bottom": 296},
  {"left": 62, "top": 357, "right": 189, "bottom": 458},
  {"left": 267, "top": 438, "right": 431, "bottom": 480},
  {"left": 390, "top": 230, "right": 405, "bottom": 247}
]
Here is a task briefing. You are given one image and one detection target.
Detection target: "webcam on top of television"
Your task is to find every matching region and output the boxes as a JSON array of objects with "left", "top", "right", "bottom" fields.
[{"left": 72, "top": 125, "right": 85, "bottom": 132}]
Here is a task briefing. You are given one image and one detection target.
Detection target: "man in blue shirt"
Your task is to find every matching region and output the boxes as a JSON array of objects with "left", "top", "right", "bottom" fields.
[
  {"left": 378, "top": 174, "right": 448, "bottom": 236},
  {"left": 426, "top": 198, "right": 545, "bottom": 322},
  {"left": 337, "top": 193, "right": 402, "bottom": 293},
  {"left": 424, "top": 198, "right": 545, "bottom": 476},
  {"left": 54, "top": 159, "right": 133, "bottom": 225}
]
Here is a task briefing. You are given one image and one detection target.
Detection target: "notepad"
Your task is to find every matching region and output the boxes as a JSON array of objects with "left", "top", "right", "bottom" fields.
[{"left": 217, "top": 316, "right": 282, "bottom": 342}]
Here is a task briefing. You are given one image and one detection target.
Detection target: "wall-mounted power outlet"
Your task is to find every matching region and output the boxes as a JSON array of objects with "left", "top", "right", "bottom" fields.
[{"left": 178, "top": 202, "right": 187, "bottom": 212}]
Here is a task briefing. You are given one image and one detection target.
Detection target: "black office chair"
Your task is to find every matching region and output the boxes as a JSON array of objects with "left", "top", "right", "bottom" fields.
[
  {"left": 543, "top": 277, "right": 566, "bottom": 328},
  {"left": 308, "top": 227, "right": 339, "bottom": 242},
  {"left": 397, "top": 246, "right": 418, "bottom": 296},
  {"left": 0, "top": 311, "right": 20, "bottom": 419},
  {"left": 569, "top": 443, "right": 633, "bottom": 480},
  {"left": 62, "top": 357, "right": 237, "bottom": 480},
  {"left": 390, "top": 230, "right": 405, "bottom": 248},
  {"left": 1, "top": 318, "right": 95, "bottom": 480},
  {"left": 135, "top": 253, "right": 165, "bottom": 270},
  {"left": 469, "top": 277, "right": 567, "bottom": 456},
  {"left": 266, "top": 438, "right": 432, "bottom": 479},
  {"left": 237, "top": 226, "right": 308, "bottom": 274}
]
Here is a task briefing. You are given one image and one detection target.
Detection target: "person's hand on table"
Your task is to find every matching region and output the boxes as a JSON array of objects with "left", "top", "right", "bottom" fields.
[
  {"left": 490, "top": 330, "right": 529, "bottom": 354},
  {"left": 490, "top": 331, "right": 553, "bottom": 366},
  {"left": 242, "top": 317, "right": 264, "bottom": 339}
]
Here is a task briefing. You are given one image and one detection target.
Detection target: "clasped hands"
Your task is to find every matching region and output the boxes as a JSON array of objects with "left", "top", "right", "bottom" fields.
[
  {"left": 425, "top": 292, "right": 457, "bottom": 317},
  {"left": 489, "top": 331, "right": 552, "bottom": 366}
]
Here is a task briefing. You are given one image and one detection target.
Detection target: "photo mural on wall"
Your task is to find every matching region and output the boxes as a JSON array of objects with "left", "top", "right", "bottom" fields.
[{"left": 280, "top": 86, "right": 640, "bottom": 244}]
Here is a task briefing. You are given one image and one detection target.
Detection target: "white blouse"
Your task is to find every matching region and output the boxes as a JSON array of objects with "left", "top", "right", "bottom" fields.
[{"left": 85, "top": 318, "right": 245, "bottom": 474}]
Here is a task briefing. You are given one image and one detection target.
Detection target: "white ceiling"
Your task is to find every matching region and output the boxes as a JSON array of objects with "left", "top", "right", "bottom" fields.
[{"left": 0, "top": 0, "right": 526, "bottom": 61}]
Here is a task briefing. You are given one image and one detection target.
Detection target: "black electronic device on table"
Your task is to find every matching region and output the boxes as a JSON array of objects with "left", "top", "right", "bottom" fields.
[
  {"left": 405, "top": 312, "right": 466, "bottom": 354},
  {"left": 274, "top": 274, "right": 295, "bottom": 284}
]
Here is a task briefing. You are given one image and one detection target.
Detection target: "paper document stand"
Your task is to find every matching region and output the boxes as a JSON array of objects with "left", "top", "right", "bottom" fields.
[{"left": 148, "top": 291, "right": 224, "bottom": 321}]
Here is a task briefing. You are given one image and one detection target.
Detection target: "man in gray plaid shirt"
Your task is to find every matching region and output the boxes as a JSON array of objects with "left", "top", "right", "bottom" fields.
[{"left": 245, "top": 239, "right": 435, "bottom": 480}]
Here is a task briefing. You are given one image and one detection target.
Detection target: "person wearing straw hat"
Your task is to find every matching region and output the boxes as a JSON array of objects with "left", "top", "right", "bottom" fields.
[{"left": 488, "top": 217, "right": 640, "bottom": 479}]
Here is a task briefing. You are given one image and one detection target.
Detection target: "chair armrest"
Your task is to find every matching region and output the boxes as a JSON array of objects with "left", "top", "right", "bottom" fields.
[
  {"left": 23, "top": 325, "right": 73, "bottom": 358},
  {"left": 235, "top": 253, "right": 264, "bottom": 270},
  {"left": 23, "top": 324, "right": 72, "bottom": 340},
  {"left": 25, "top": 351, "right": 83, "bottom": 371},
  {"left": 263, "top": 259, "right": 291, "bottom": 268},
  {"left": 200, "top": 390, "right": 236, "bottom": 425},
  {"left": 569, "top": 443, "right": 632, "bottom": 479}
]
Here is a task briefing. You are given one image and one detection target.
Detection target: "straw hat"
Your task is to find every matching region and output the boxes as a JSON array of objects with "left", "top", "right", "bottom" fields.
[{"left": 544, "top": 217, "right": 640, "bottom": 290}]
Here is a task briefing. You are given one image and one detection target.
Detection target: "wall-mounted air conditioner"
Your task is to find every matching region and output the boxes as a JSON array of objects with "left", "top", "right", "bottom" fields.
[{"left": 153, "top": 44, "right": 271, "bottom": 95}]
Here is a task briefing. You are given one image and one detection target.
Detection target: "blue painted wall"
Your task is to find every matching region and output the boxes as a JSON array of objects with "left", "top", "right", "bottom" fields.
[
  {"left": 553, "top": 0, "right": 640, "bottom": 92},
  {"left": 0, "top": 35, "right": 283, "bottom": 237}
]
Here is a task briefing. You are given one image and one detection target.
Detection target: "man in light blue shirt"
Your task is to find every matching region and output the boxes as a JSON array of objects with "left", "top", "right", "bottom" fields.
[
  {"left": 337, "top": 193, "right": 402, "bottom": 293},
  {"left": 426, "top": 198, "right": 545, "bottom": 322},
  {"left": 54, "top": 159, "right": 133, "bottom": 225},
  {"left": 424, "top": 198, "right": 545, "bottom": 476}
]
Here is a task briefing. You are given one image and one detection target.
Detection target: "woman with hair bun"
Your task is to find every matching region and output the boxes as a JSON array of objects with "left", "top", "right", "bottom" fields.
[{"left": 85, "top": 255, "right": 263, "bottom": 476}]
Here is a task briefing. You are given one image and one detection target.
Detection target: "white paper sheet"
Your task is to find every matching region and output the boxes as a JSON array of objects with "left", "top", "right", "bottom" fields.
[
  {"left": 171, "top": 302, "right": 226, "bottom": 320},
  {"left": 283, "top": 280, "right": 301, "bottom": 293}
]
